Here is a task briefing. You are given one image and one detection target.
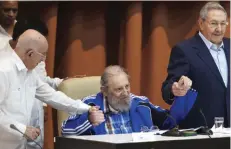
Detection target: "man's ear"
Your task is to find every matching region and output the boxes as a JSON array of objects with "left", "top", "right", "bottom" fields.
[{"left": 198, "top": 18, "right": 204, "bottom": 31}]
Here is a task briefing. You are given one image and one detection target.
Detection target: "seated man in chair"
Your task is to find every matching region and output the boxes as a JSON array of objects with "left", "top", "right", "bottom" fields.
[{"left": 61, "top": 65, "right": 197, "bottom": 135}]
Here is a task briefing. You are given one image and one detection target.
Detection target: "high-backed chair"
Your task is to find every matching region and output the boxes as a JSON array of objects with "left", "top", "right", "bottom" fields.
[{"left": 56, "top": 76, "right": 101, "bottom": 136}]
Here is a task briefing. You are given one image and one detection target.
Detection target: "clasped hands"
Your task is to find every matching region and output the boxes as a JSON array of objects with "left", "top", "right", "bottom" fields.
[
  {"left": 88, "top": 106, "right": 105, "bottom": 126},
  {"left": 172, "top": 75, "right": 192, "bottom": 96}
]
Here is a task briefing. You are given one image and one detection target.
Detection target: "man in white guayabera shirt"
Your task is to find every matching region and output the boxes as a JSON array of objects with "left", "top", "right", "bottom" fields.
[
  {"left": 0, "top": 2, "right": 65, "bottom": 148},
  {"left": 0, "top": 29, "right": 102, "bottom": 149},
  {"left": 9, "top": 19, "right": 64, "bottom": 149}
]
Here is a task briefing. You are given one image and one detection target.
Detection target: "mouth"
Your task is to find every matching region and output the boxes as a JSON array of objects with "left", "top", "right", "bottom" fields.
[
  {"left": 121, "top": 96, "right": 129, "bottom": 100},
  {"left": 5, "top": 17, "right": 14, "bottom": 23},
  {"left": 213, "top": 33, "right": 223, "bottom": 36}
]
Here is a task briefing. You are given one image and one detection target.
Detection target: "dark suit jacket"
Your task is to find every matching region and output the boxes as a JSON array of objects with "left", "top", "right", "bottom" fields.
[{"left": 162, "top": 33, "right": 230, "bottom": 129}]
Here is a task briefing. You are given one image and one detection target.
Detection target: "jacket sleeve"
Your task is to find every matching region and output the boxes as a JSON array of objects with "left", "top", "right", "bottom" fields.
[
  {"left": 61, "top": 112, "right": 93, "bottom": 136},
  {"left": 162, "top": 89, "right": 198, "bottom": 129},
  {"left": 35, "top": 72, "right": 90, "bottom": 115},
  {"left": 147, "top": 102, "right": 170, "bottom": 129},
  {"left": 147, "top": 89, "right": 197, "bottom": 130},
  {"left": 148, "top": 102, "right": 178, "bottom": 130},
  {"left": 161, "top": 45, "right": 190, "bottom": 105},
  {"left": 136, "top": 96, "right": 170, "bottom": 129}
]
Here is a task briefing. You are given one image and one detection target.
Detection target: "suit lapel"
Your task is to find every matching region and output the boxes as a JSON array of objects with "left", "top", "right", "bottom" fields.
[{"left": 193, "top": 34, "right": 226, "bottom": 87}]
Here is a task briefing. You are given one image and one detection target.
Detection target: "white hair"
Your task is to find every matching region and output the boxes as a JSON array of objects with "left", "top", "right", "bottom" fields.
[
  {"left": 200, "top": 2, "right": 227, "bottom": 20},
  {"left": 100, "top": 65, "right": 129, "bottom": 87}
]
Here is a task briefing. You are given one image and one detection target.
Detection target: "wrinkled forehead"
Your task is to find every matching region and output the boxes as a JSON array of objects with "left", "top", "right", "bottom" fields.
[{"left": 107, "top": 73, "right": 129, "bottom": 89}]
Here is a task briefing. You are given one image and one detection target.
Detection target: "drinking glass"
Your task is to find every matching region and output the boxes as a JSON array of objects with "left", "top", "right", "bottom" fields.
[{"left": 214, "top": 117, "right": 224, "bottom": 129}]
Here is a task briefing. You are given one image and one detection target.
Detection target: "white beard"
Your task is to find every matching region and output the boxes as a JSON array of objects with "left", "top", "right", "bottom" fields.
[{"left": 107, "top": 96, "right": 131, "bottom": 112}]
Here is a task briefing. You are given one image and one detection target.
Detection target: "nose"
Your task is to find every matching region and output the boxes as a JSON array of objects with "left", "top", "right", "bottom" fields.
[
  {"left": 121, "top": 88, "right": 129, "bottom": 96},
  {"left": 215, "top": 24, "right": 222, "bottom": 32}
]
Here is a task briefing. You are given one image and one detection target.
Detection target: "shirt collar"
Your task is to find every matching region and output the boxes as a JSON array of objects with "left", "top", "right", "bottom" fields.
[
  {"left": 198, "top": 31, "right": 224, "bottom": 50},
  {"left": 0, "top": 20, "right": 17, "bottom": 38},
  {"left": 11, "top": 50, "right": 28, "bottom": 72},
  {"left": 0, "top": 25, "right": 10, "bottom": 37}
]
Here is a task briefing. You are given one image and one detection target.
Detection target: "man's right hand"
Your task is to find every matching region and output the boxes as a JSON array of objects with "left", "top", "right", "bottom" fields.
[
  {"left": 88, "top": 106, "right": 105, "bottom": 126},
  {"left": 172, "top": 75, "right": 192, "bottom": 97},
  {"left": 24, "top": 126, "right": 40, "bottom": 140}
]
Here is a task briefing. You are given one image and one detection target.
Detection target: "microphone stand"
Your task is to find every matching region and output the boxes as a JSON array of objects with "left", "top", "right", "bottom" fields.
[
  {"left": 161, "top": 113, "right": 182, "bottom": 136},
  {"left": 195, "top": 109, "right": 213, "bottom": 138},
  {"left": 10, "top": 124, "right": 43, "bottom": 149},
  {"left": 161, "top": 113, "right": 197, "bottom": 137}
]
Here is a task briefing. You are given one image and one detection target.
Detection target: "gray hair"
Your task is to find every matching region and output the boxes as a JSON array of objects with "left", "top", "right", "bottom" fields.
[
  {"left": 100, "top": 65, "right": 130, "bottom": 87},
  {"left": 200, "top": 2, "right": 227, "bottom": 20}
]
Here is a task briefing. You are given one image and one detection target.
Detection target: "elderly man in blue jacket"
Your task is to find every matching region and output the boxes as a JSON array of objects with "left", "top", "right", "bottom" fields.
[{"left": 61, "top": 65, "right": 197, "bottom": 135}]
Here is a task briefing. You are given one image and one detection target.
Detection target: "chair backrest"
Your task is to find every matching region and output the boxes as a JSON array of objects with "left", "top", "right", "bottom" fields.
[{"left": 57, "top": 76, "right": 101, "bottom": 136}]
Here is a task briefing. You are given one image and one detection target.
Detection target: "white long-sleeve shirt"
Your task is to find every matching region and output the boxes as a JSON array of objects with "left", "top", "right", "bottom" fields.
[
  {"left": 27, "top": 61, "right": 63, "bottom": 149},
  {"left": 0, "top": 25, "right": 13, "bottom": 58},
  {"left": 0, "top": 51, "right": 90, "bottom": 149},
  {"left": 0, "top": 31, "right": 63, "bottom": 149}
]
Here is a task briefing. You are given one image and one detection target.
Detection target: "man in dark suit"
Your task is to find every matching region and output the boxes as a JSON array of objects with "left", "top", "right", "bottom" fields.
[{"left": 162, "top": 2, "right": 230, "bottom": 129}]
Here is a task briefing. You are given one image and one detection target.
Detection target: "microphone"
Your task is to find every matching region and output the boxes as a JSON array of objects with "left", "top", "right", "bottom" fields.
[
  {"left": 162, "top": 112, "right": 197, "bottom": 137},
  {"left": 10, "top": 124, "right": 43, "bottom": 149},
  {"left": 165, "top": 112, "right": 178, "bottom": 129},
  {"left": 161, "top": 112, "right": 182, "bottom": 136},
  {"left": 137, "top": 102, "right": 196, "bottom": 136},
  {"left": 195, "top": 109, "right": 213, "bottom": 138}
]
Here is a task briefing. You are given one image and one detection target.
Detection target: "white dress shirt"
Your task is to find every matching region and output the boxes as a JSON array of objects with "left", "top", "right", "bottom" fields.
[
  {"left": 0, "top": 25, "right": 13, "bottom": 58},
  {"left": 0, "top": 51, "right": 90, "bottom": 149},
  {"left": 27, "top": 61, "right": 63, "bottom": 149},
  {"left": 0, "top": 25, "right": 12, "bottom": 39}
]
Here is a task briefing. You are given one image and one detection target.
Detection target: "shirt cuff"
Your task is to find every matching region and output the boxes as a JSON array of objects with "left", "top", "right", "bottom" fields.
[{"left": 75, "top": 100, "right": 91, "bottom": 115}]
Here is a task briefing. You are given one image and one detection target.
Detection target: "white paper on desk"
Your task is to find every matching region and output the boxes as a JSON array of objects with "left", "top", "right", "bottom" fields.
[{"left": 131, "top": 132, "right": 155, "bottom": 142}]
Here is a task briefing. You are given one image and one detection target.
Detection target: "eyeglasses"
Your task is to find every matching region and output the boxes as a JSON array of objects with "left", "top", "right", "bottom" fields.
[{"left": 206, "top": 20, "right": 228, "bottom": 29}]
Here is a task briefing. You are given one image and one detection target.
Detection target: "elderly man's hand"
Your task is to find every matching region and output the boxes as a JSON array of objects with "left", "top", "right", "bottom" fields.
[
  {"left": 172, "top": 76, "right": 192, "bottom": 97},
  {"left": 24, "top": 126, "right": 40, "bottom": 140},
  {"left": 88, "top": 106, "right": 105, "bottom": 126}
]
